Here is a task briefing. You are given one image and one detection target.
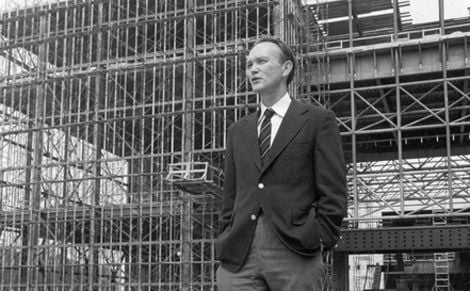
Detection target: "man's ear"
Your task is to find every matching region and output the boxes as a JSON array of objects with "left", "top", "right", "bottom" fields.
[{"left": 282, "top": 60, "right": 293, "bottom": 77}]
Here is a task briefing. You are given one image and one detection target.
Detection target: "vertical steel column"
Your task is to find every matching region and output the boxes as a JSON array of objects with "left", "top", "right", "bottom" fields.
[
  {"left": 439, "top": 0, "right": 453, "bottom": 212},
  {"left": 22, "top": 102, "right": 34, "bottom": 284},
  {"left": 347, "top": 0, "right": 358, "bottom": 223},
  {"left": 89, "top": 2, "right": 104, "bottom": 288},
  {"left": 181, "top": 0, "right": 195, "bottom": 289},
  {"left": 27, "top": 11, "right": 47, "bottom": 288},
  {"left": 392, "top": 0, "right": 404, "bottom": 215},
  {"left": 0, "top": 12, "right": 3, "bottom": 246},
  {"left": 0, "top": 14, "right": 5, "bottom": 246},
  {"left": 332, "top": 253, "right": 349, "bottom": 291},
  {"left": 181, "top": 197, "right": 193, "bottom": 290},
  {"left": 183, "top": 1, "right": 195, "bottom": 162},
  {"left": 459, "top": 70, "right": 469, "bottom": 143},
  {"left": 273, "top": 0, "right": 284, "bottom": 38},
  {"left": 336, "top": 1, "right": 355, "bottom": 290}
]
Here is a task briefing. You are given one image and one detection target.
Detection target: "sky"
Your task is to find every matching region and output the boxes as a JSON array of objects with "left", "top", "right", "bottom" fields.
[{"left": 407, "top": 0, "right": 470, "bottom": 23}]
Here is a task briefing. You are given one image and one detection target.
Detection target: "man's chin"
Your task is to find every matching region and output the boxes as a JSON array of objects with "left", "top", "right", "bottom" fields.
[{"left": 251, "top": 85, "right": 264, "bottom": 93}]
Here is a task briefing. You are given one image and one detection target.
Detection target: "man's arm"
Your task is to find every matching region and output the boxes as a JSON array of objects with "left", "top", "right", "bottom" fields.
[
  {"left": 219, "top": 127, "right": 236, "bottom": 233},
  {"left": 314, "top": 111, "right": 348, "bottom": 249}
]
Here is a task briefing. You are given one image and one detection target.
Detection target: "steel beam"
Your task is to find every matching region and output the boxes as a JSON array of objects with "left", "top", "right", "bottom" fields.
[{"left": 335, "top": 224, "right": 470, "bottom": 253}]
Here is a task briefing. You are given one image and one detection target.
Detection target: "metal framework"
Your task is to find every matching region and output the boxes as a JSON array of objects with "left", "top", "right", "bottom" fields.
[
  {"left": 303, "top": 0, "right": 470, "bottom": 226},
  {"left": 301, "top": 0, "right": 470, "bottom": 290},
  {"left": 0, "top": 0, "right": 312, "bottom": 289},
  {"left": 1, "top": 0, "right": 470, "bottom": 290}
]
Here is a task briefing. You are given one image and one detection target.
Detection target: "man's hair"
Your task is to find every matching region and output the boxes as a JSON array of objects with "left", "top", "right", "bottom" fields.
[{"left": 253, "top": 36, "right": 296, "bottom": 85}]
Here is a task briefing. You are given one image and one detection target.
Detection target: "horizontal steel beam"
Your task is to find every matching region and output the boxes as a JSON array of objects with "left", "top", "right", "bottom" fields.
[
  {"left": 305, "top": 31, "right": 470, "bottom": 58},
  {"left": 0, "top": 201, "right": 184, "bottom": 226},
  {"left": 335, "top": 224, "right": 470, "bottom": 253}
]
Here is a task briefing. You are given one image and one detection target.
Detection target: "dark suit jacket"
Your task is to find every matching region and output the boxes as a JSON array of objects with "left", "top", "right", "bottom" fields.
[{"left": 215, "top": 99, "right": 347, "bottom": 272}]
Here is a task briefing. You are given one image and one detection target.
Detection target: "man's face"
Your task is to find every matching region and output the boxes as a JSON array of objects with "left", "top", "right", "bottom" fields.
[{"left": 246, "top": 42, "right": 290, "bottom": 95}]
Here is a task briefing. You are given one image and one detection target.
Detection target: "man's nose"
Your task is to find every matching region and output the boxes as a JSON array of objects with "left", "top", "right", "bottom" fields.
[{"left": 248, "top": 64, "right": 258, "bottom": 74}]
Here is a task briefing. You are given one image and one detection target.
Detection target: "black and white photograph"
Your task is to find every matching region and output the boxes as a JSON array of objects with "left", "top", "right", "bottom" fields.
[{"left": 1, "top": 0, "right": 470, "bottom": 290}]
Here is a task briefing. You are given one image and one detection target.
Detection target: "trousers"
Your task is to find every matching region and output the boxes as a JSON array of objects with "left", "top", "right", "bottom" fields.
[{"left": 216, "top": 214, "right": 326, "bottom": 291}]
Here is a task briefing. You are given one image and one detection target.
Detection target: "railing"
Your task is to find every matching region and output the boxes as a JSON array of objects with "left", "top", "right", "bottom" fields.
[
  {"left": 304, "top": 23, "right": 470, "bottom": 55},
  {"left": 165, "top": 162, "right": 224, "bottom": 197}
]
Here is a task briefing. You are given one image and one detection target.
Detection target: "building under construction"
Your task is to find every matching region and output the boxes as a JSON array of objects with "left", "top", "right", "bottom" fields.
[{"left": 0, "top": 0, "right": 469, "bottom": 290}]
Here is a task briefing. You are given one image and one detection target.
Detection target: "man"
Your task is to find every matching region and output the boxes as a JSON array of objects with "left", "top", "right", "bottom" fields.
[{"left": 215, "top": 36, "right": 347, "bottom": 290}]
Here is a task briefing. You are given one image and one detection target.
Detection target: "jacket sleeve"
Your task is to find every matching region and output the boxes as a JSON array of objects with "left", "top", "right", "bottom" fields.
[
  {"left": 314, "top": 111, "right": 348, "bottom": 249},
  {"left": 219, "top": 126, "right": 236, "bottom": 234}
]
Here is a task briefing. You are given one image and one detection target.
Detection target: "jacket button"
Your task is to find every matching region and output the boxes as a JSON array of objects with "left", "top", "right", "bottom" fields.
[
  {"left": 258, "top": 183, "right": 264, "bottom": 189},
  {"left": 250, "top": 214, "right": 257, "bottom": 221}
]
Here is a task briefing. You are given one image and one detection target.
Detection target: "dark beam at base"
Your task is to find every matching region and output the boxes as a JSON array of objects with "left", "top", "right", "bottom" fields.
[{"left": 335, "top": 224, "right": 470, "bottom": 254}]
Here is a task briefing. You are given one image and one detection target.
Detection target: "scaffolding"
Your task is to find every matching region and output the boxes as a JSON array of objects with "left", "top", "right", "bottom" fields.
[
  {"left": 2, "top": 0, "right": 470, "bottom": 290},
  {"left": 303, "top": 0, "right": 470, "bottom": 227},
  {"left": 301, "top": 0, "right": 470, "bottom": 290},
  {"left": 0, "top": 0, "right": 314, "bottom": 289}
]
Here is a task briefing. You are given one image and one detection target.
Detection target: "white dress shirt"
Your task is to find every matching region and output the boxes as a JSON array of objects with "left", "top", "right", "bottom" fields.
[{"left": 257, "top": 93, "right": 292, "bottom": 146}]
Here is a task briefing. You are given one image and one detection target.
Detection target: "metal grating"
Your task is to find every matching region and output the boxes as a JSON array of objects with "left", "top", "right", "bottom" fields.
[{"left": 335, "top": 225, "right": 470, "bottom": 254}]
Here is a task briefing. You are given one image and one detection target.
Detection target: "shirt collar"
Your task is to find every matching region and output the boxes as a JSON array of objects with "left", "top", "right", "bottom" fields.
[{"left": 260, "top": 92, "right": 291, "bottom": 120}]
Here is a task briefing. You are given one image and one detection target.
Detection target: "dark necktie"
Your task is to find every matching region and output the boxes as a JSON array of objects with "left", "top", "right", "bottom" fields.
[{"left": 259, "top": 108, "right": 275, "bottom": 164}]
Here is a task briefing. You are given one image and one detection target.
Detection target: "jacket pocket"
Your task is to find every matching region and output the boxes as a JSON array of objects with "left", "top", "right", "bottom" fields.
[{"left": 291, "top": 205, "right": 316, "bottom": 226}]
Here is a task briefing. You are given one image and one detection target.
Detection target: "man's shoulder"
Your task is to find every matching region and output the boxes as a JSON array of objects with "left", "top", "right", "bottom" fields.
[
  {"left": 228, "top": 111, "right": 258, "bottom": 129},
  {"left": 236, "top": 111, "right": 258, "bottom": 123},
  {"left": 294, "top": 100, "right": 334, "bottom": 118}
]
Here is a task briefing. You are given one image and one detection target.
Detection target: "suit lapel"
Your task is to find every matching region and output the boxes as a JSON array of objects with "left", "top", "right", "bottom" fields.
[
  {"left": 240, "top": 111, "right": 262, "bottom": 171},
  {"left": 262, "top": 100, "right": 308, "bottom": 170}
]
